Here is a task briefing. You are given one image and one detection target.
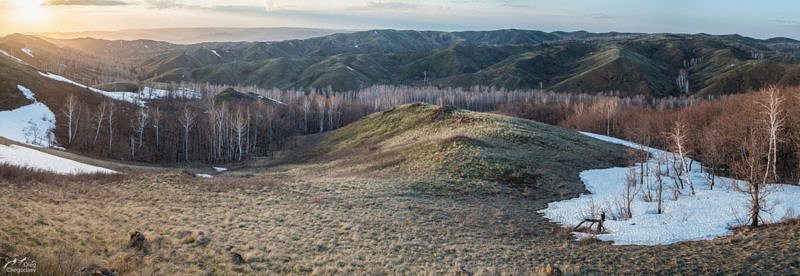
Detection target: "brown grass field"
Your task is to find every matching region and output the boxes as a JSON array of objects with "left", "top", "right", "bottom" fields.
[{"left": 3, "top": 104, "right": 800, "bottom": 275}]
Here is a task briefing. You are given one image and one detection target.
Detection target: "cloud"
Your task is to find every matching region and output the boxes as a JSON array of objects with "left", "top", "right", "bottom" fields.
[
  {"left": 775, "top": 20, "right": 800, "bottom": 27},
  {"left": 263, "top": 0, "right": 277, "bottom": 11},
  {"left": 352, "top": 1, "right": 417, "bottom": 11},
  {"left": 43, "top": 0, "right": 128, "bottom": 5},
  {"left": 144, "top": 0, "right": 181, "bottom": 9}
]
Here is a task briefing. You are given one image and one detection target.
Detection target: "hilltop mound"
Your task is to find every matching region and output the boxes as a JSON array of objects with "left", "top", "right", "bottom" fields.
[
  {"left": 214, "top": 88, "right": 282, "bottom": 104},
  {"left": 308, "top": 103, "right": 631, "bottom": 194}
]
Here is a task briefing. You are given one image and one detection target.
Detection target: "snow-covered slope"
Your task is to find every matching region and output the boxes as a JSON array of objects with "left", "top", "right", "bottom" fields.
[
  {"left": 21, "top": 48, "right": 34, "bottom": 57},
  {"left": 0, "top": 49, "right": 25, "bottom": 64},
  {"left": 37, "top": 72, "right": 200, "bottom": 106},
  {"left": 38, "top": 71, "right": 147, "bottom": 106},
  {"left": 540, "top": 132, "right": 800, "bottom": 245},
  {"left": 0, "top": 86, "right": 55, "bottom": 146},
  {"left": 0, "top": 144, "right": 116, "bottom": 174}
]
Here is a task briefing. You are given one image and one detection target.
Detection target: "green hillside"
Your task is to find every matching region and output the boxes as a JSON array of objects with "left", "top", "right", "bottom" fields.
[
  {"left": 6, "top": 29, "right": 800, "bottom": 96},
  {"left": 305, "top": 103, "right": 631, "bottom": 194},
  {"left": 134, "top": 31, "right": 800, "bottom": 96}
]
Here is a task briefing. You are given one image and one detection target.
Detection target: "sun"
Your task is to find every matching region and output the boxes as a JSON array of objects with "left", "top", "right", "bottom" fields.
[{"left": 4, "top": 0, "right": 50, "bottom": 24}]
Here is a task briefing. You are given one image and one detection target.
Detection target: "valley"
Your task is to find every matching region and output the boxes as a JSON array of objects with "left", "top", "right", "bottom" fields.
[{"left": 2, "top": 10, "right": 800, "bottom": 274}]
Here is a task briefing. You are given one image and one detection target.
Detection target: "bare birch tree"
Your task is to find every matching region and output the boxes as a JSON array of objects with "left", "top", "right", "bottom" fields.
[
  {"left": 63, "top": 94, "right": 78, "bottom": 145},
  {"left": 316, "top": 95, "right": 326, "bottom": 133},
  {"left": 733, "top": 88, "right": 784, "bottom": 227},
  {"left": 151, "top": 107, "right": 162, "bottom": 148},
  {"left": 668, "top": 120, "right": 694, "bottom": 196},
  {"left": 233, "top": 107, "right": 248, "bottom": 161},
  {"left": 92, "top": 102, "right": 107, "bottom": 146},
  {"left": 107, "top": 102, "right": 115, "bottom": 154},
  {"left": 302, "top": 95, "right": 311, "bottom": 133},
  {"left": 134, "top": 108, "right": 149, "bottom": 149},
  {"left": 179, "top": 106, "right": 196, "bottom": 162}
]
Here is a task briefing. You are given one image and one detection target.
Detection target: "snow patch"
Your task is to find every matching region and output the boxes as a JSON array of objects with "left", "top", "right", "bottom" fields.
[
  {"left": 38, "top": 71, "right": 147, "bottom": 106},
  {"left": 21, "top": 48, "right": 34, "bottom": 57},
  {"left": 539, "top": 131, "right": 800, "bottom": 246},
  {"left": 0, "top": 86, "right": 55, "bottom": 146},
  {"left": 0, "top": 144, "right": 116, "bottom": 174},
  {"left": 213, "top": 167, "right": 228, "bottom": 172},
  {"left": 17, "top": 85, "right": 35, "bottom": 101},
  {"left": 211, "top": 49, "right": 221, "bottom": 58},
  {"left": 139, "top": 87, "right": 200, "bottom": 100},
  {"left": 0, "top": 49, "right": 25, "bottom": 63},
  {"left": 196, "top": 174, "right": 213, "bottom": 178},
  {"left": 346, "top": 66, "right": 355, "bottom": 72}
]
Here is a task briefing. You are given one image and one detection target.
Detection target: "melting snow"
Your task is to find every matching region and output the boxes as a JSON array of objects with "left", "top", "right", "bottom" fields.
[
  {"left": 17, "top": 85, "right": 35, "bottom": 101},
  {"left": 197, "top": 174, "right": 213, "bottom": 178},
  {"left": 38, "top": 72, "right": 147, "bottom": 106},
  {"left": 0, "top": 86, "right": 55, "bottom": 146},
  {"left": 21, "top": 48, "right": 34, "bottom": 57},
  {"left": 0, "top": 49, "right": 25, "bottom": 63},
  {"left": 0, "top": 144, "right": 116, "bottom": 174},
  {"left": 213, "top": 167, "right": 228, "bottom": 172},
  {"left": 540, "top": 131, "right": 800, "bottom": 245}
]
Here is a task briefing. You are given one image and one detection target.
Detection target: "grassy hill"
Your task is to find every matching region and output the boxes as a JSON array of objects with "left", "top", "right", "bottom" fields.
[
  {"left": 303, "top": 103, "right": 631, "bottom": 194},
  {"left": 6, "top": 29, "right": 800, "bottom": 96},
  {"left": 132, "top": 31, "right": 800, "bottom": 96}
]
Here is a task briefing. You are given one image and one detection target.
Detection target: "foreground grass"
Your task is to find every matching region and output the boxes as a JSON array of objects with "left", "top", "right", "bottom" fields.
[
  {"left": 3, "top": 104, "right": 800, "bottom": 274},
  {"left": 3, "top": 171, "right": 800, "bottom": 275}
]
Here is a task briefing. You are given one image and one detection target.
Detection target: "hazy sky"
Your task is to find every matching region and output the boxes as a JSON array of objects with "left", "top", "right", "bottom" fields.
[{"left": 1, "top": 0, "right": 798, "bottom": 39}]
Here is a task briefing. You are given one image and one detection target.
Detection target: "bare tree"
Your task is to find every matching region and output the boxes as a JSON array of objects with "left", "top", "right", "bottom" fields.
[
  {"left": 133, "top": 108, "right": 149, "bottom": 149},
  {"left": 63, "top": 94, "right": 78, "bottom": 145},
  {"left": 92, "top": 102, "right": 107, "bottom": 146},
  {"left": 316, "top": 95, "right": 326, "bottom": 133},
  {"left": 623, "top": 167, "right": 639, "bottom": 219},
  {"left": 233, "top": 107, "right": 248, "bottom": 161},
  {"left": 107, "top": 102, "right": 115, "bottom": 154},
  {"left": 151, "top": 107, "right": 162, "bottom": 148},
  {"left": 603, "top": 98, "right": 619, "bottom": 136},
  {"left": 302, "top": 95, "right": 311, "bottom": 133},
  {"left": 759, "top": 86, "right": 784, "bottom": 182},
  {"left": 328, "top": 96, "right": 340, "bottom": 130},
  {"left": 668, "top": 120, "right": 694, "bottom": 196},
  {"left": 701, "top": 130, "right": 723, "bottom": 190},
  {"left": 178, "top": 106, "right": 196, "bottom": 162},
  {"left": 655, "top": 153, "right": 664, "bottom": 214},
  {"left": 732, "top": 88, "right": 784, "bottom": 227}
]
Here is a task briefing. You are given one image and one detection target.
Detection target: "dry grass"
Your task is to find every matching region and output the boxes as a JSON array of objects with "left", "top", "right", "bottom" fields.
[
  {"left": 4, "top": 167, "right": 800, "bottom": 275},
  {"left": 3, "top": 105, "right": 800, "bottom": 275}
]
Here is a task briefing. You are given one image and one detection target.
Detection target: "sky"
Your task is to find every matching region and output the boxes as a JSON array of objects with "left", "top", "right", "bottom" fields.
[{"left": 0, "top": 0, "right": 798, "bottom": 39}]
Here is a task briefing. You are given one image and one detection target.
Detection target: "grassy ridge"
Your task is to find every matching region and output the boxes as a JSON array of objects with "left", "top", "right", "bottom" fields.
[
  {"left": 137, "top": 31, "right": 800, "bottom": 96},
  {"left": 307, "top": 103, "right": 630, "bottom": 194}
]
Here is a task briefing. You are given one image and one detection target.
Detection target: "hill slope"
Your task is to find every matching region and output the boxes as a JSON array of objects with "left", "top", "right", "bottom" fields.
[
  {"left": 305, "top": 103, "right": 631, "bottom": 194},
  {"left": 7, "top": 29, "right": 800, "bottom": 96},
  {"left": 132, "top": 31, "right": 800, "bottom": 96}
]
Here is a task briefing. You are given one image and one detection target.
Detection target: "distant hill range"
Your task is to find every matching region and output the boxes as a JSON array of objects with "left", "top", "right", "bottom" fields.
[
  {"left": 3, "top": 29, "right": 800, "bottom": 96},
  {"left": 31, "top": 27, "right": 353, "bottom": 44}
]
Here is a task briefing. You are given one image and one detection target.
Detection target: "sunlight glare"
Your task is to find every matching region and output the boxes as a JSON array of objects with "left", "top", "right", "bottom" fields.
[{"left": 5, "top": 0, "right": 50, "bottom": 24}]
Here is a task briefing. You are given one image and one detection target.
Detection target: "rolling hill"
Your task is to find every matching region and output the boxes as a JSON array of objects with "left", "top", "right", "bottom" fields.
[
  {"left": 3, "top": 29, "right": 800, "bottom": 97},
  {"left": 131, "top": 30, "right": 800, "bottom": 96},
  {"left": 301, "top": 103, "right": 631, "bottom": 194},
  {"left": 33, "top": 27, "right": 353, "bottom": 45}
]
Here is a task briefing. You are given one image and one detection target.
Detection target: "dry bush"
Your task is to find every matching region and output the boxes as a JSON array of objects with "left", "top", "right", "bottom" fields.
[
  {"left": 0, "top": 163, "right": 126, "bottom": 186},
  {"left": 578, "top": 235, "right": 600, "bottom": 245},
  {"left": 534, "top": 263, "right": 581, "bottom": 276}
]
